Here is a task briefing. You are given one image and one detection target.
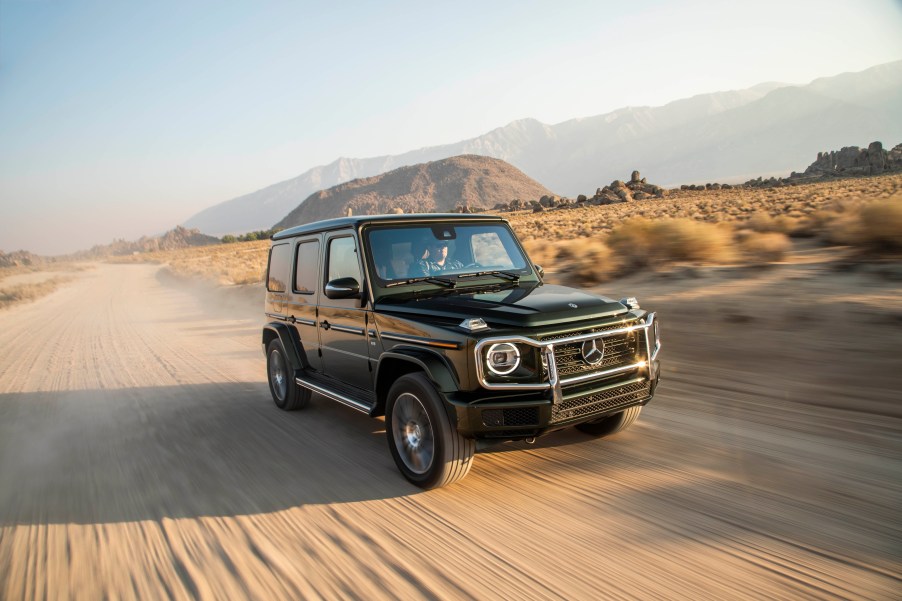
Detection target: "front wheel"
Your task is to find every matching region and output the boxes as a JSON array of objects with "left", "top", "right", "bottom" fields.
[
  {"left": 575, "top": 405, "right": 642, "bottom": 437},
  {"left": 266, "top": 339, "right": 310, "bottom": 411},
  {"left": 386, "top": 373, "right": 475, "bottom": 489}
]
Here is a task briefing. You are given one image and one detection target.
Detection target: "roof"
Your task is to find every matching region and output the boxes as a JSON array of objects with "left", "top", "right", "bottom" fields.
[{"left": 271, "top": 212, "right": 506, "bottom": 240}]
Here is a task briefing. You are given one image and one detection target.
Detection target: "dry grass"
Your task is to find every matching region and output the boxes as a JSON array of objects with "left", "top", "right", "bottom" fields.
[
  {"left": 0, "top": 277, "right": 73, "bottom": 310},
  {"left": 120, "top": 173, "right": 902, "bottom": 288},
  {"left": 508, "top": 173, "right": 902, "bottom": 283},
  {"left": 510, "top": 173, "right": 902, "bottom": 243},
  {"left": 112, "top": 240, "right": 270, "bottom": 286},
  {"left": 855, "top": 197, "right": 902, "bottom": 252},
  {"left": 0, "top": 261, "right": 91, "bottom": 284},
  {"left": 607, "top": 218, "right": 734, "bottom": 267},
  {"left": 737, "top": 231, "right": 792, "bottom": 263}
]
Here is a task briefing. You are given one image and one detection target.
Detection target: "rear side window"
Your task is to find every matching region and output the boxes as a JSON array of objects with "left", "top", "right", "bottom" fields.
[
  {"left": 294, "top": 240, "right": 320, "bottom": 294},
  {"left": 267, "top": 243, "right": 291, "bottom": 292}
]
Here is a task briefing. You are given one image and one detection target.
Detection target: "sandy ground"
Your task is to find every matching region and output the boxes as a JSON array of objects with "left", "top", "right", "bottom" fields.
[{"left": 0, "top": 257, "right": 900, "bottom": 600}]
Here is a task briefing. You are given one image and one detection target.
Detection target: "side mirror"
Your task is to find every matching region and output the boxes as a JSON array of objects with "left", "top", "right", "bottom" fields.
[
  {"left": 534, "top": 264, "right": 545, "bottom": 278},
  {"left": 324, "top": 277, "right": 361, "bottom": 299}
]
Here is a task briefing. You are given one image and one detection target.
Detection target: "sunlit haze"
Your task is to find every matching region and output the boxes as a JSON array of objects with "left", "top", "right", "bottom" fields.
[{"left": 2, "top": 0, "right": 901, "bottom": 255}]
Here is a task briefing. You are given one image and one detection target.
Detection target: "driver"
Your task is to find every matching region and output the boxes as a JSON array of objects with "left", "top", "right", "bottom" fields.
[{"left": 426, "top": 240, "right": 463, "bottom": 272}]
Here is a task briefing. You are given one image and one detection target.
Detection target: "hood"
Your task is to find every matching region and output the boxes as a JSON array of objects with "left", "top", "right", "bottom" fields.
[{"left": 375, "top": 283, "right": 628, "bottom": 328}]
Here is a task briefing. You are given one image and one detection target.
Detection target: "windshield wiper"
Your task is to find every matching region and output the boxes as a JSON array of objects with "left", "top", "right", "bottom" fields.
[
  {"left": 457, "top": 270, "right": 520, "bottom": 283},
  {"left": 385, "top": 276, "right": 456, "bottom": 288}
]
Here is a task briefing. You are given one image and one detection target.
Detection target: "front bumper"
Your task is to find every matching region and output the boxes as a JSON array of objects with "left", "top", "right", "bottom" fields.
[
  {"left": 451, "top": 312, "right": 661, "bottom": 440},
  {"left": 448, "top": 358, "right": 661, "bottom": 440}
]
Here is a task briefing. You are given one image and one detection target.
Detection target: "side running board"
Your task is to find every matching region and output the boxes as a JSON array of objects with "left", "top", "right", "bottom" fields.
[{"left": 296, "top": 375, "right": 374, "bottom": 414}]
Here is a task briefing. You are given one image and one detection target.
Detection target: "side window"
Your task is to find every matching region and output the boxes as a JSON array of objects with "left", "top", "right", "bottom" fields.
[
  {"left": 267, "top": 243, "right": 291, "bottom": 292},
  {"left": 294, "top": 240, "right": 320, "bottom": 294},
  {"left": 327, "top": 236, "right": 361, "bottom": 282}
]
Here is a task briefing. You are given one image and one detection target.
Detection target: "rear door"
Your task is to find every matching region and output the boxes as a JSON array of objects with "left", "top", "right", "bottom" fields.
[
  {"left": 286, "top": 235, "right": 323, "bottom": 372},
  {"left": 265, "top": 242, "right": 291, "bottom": 316}
]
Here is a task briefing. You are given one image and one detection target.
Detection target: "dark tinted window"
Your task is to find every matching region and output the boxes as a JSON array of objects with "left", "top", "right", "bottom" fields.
[
  {"left": 294, "top": 240, "right": 320, "bottom": 294},
  {"left": 267, "top": 243, "right": 291, "bottom": 292},
  {"left": 327, "top": 236, "right": 360, "bottom": 282}
]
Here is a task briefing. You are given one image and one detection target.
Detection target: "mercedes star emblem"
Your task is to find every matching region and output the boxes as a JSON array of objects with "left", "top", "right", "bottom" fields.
[{"left": 580, "top": 337, "right": 605, "bottom": 365}]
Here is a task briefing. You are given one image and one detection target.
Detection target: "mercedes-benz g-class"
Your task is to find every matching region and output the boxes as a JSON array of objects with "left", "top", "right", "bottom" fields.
[{"left": 263, "top": 213, "right": 661, "bottom": 488}]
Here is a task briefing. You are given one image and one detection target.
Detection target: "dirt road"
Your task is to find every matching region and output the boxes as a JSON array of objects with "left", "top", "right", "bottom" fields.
[{"left": 1, "top": 262, "right": 899, "bottom": 599}]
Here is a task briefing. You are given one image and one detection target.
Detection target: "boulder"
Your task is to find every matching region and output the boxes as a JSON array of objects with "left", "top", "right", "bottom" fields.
[{"left": 868, "top": 141, "right": 886, "bottom": 173}]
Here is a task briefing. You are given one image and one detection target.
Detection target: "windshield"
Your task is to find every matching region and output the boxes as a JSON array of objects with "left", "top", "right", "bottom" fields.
[{"left": 365, "top": 223, "right": 534, "bottom": 286}]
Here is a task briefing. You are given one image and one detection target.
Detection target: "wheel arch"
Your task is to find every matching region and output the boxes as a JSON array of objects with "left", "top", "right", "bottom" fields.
[
  {"left": 373, "top": 349, "right": 460, "bottom": 417},
  {"left": 262, "top": 322, "right": 307, "bottom": 372}
]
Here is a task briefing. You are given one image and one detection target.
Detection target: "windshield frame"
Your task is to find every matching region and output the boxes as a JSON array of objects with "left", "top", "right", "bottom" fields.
[{"left": 363, "top": 221, "right": 539, "bottom": 299}]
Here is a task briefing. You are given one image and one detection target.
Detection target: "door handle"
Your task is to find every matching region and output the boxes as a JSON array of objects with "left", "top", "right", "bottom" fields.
[{"left": 320, "top": 320, "right": 331, "bottom": 330}]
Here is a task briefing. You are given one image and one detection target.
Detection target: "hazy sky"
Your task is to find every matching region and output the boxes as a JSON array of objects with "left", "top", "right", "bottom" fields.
[{"left": 2, "top": 0, "right": 901, "bottom": 255}]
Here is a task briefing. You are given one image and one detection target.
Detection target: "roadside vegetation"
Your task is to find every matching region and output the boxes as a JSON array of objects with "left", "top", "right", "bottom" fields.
[
  {"left": 115, "top": 173, "right": 902, "bottom": 288},
  {"left": 111, "top": 240, "right": 271, "bottom": 286},
  {"left": 518, "top": 174, "right": 902, "bottom": 283},
  {"left": 0, "top": 276, "right": 74, "bottom": 310},
  {"left": 221, "top": 228, "right": 282, "bottom": 243}
]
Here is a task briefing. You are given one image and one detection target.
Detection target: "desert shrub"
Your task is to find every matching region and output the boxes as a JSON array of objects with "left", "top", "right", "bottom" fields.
[
  {"left": 606, "top": 218, "right": 658, "bottom": 267},
  {"left": 857, "top": 197, "right": 902, "bottom": 251},
  {"left": 521, "top": 239, "right": 559, "bottom": 266},
  {"left": 656, "top": 219, "right": 734, "bottom": 262},
  {"left": 795, "top": 198, "right": 866, "bottom": 243},
  {"left": 554, "top": 238, "right": 590, "bottom": 261},
  {"left": 0, "top": 277, "right": 72, "bottom": 309},
  {"left": 569, "top": 240, "right": 618, "bottom": 285},
  {"left": 745, "top": 212, "right": 796, "bottom": 234},
  {"left": 737, "top": 231, "right": 791, "bottom": 263},
  {"left": 608, "top": 217, "right": 733, "bottom": 266}
]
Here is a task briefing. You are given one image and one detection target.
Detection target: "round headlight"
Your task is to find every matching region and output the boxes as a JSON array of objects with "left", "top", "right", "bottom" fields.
[{"left": 486, "top": 342, "right": 520, "bottom": 376}]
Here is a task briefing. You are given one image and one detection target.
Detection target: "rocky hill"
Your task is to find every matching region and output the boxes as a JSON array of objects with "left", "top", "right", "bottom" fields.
[
  {"left": 0, "top": 250, "right": 44, "bottom": 268},
  {"left": 274, "top": 155, "right": 553, "bottom": 229},
  {"left": 737, "top": 141, "right": 902, "bottom": 188},
  {"left": 74, "top": 226, "right": 221, "bottom": 259}
]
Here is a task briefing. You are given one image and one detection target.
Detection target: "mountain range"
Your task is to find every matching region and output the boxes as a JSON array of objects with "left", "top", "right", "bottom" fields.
[{"left": 183, "top": 60, "right": 902, "bottom": 235}]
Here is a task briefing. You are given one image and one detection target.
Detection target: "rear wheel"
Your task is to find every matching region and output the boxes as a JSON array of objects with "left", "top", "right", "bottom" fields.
[
  {"left": 575, "top": 405, "right": 642, "bottom": 437},
  {"left": 386, "top": 373, "right": 475, "bottom": 488},
  {"left": 266, "top": 339, "right": 310, "bottom": 411}
]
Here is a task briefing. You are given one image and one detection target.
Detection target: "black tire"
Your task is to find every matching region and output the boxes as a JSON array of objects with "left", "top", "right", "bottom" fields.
[
  {"left": 386, "top": 373, "right": 475, "bottom": 489},
  {"left": 266, "top": 339, "right": 310, "bottom": 411},
  {"left": 575, "top": 405, "right": 642, "bottom": 437}
]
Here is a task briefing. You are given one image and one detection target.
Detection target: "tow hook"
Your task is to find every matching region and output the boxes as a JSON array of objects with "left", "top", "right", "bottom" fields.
[{"left": 525, "top": 437, "right": 536, "bottom": 445}]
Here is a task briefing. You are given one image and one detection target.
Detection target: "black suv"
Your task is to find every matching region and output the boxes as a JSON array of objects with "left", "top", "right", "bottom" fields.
[{"left": 263, "top": 214, "right": 661, "bottom": 488}]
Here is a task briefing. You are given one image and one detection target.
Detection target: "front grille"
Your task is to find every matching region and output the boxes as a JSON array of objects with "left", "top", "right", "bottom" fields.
[
  {"left": 551, "top": 381, "right": 650, "bottom": 424},
  {"left": 482, "top": 407, "right": 540, "bottom": 427},
  {"left": 539, "top": 322, "right": 645, "bottom": 380}
]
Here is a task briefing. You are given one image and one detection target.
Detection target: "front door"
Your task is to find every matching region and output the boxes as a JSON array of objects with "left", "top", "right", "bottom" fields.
[{"left": 318, "top": 231, "right": 372, "bottom": 390}]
